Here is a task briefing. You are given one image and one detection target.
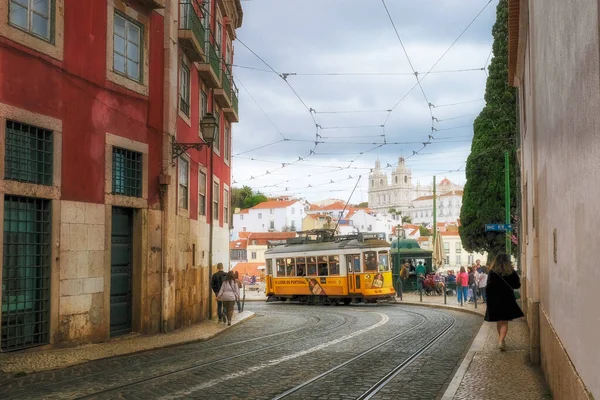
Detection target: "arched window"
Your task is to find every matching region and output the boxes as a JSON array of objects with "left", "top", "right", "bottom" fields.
[
  {"left": 395, "top": 176, "right": 398, "bottom": 184},
  {"left": 371, "top": 179, "right": 374, "bottom": 186},
  {"left": 404, "top": 176, "right": 408, "bottom": 183},
  {"left": 380, "top": 179, "right": 383, "bottom": 185}
]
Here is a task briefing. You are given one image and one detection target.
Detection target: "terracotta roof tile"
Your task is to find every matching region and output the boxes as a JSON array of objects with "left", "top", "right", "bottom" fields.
[
  {"left": 247, "top": 232, "right": 296, "bottom": 240},
  {"left": 251, "top": 200, "right": 298, "bottom": 209},
  {"left": 230, "top": 239, "right": 247, "bottom": 249},
  {"left": 318, "top": 201, "right": 347, "bottom": 211},
  {"left": 231, "top": 262, "right": 265, "bottom": 277}
]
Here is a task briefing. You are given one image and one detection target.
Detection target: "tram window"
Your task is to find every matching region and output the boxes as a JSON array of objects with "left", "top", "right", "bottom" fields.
[
  {"left": 266, "top": 259, "right": 273, "bottom": 275},
  {"left": 364, "top": 251, "right": 378, "bottom": 271},
  {"left": 276, "top": 258, "right": 286, "bottom": 277},
  {"left": 346, "top": 254, "right": 361, "bottom": 273},
  {"left": 285, "top": 257, "right": 296, "bottom": 277},
  {"left": 296, "top": 257, "right": 306, "bottom": 276},
  {"left": 317, "top": 256, "right": 328, "bottom": 276},
  {"left": 307, "top": 257, "right": 317, "bottom": 276},
  {"left": 378, "top": 251, "right": 390, "bottom": 271},
  {"left": 329, "top": 255, "right": 340, "bottom": 275}
]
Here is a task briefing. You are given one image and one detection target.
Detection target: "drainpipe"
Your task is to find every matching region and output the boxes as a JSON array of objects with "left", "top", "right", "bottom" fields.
[{"left": 208, "top": 142, "right": 214, "bottom": 319}]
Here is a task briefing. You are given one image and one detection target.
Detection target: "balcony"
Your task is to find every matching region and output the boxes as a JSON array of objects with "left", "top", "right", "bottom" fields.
[
  {"left": 178, "top": 1, "right": 206, "bottom": 62},
  {"left": 197, "top": 41, "right": 221, "bottom": 88},
  {"left": 223, "top": 79, "right": 239, "bottom": 123},
  {"left": 214, "top": 70, "right": 232, "bottom": 108},
  {"left": 138, "top": 0, "right": 166, "bottom": 9}
]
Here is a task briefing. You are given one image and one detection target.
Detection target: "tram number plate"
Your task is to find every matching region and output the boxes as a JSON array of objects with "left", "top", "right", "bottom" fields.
[{"left": 320, "top": 277, "right": 326, "bottom": 284}]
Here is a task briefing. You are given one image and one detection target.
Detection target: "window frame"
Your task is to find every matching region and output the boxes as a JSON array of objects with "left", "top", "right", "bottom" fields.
[
  {"left": 179, "top": 59, "right": 191, "bottom": 117},
  {"left": 178, "top": 158, "right": 189, "bottom": 210},
  {"left": 213, "top": 181, "right": 219, "bottom": 221},
  {"left": 198, "top": 170, "right": 206, "bottom": 216},
  {"left": 8, "top": 0, "right": 54, "bottom": 42},
  {"left": 111, "top": 146, "right": 143, "bottom": 198},
  {"left": 223, "top": 187, "right": 229, "bottom": 224},
  {"left": 224, "top": 126, "right": 230, "bottom": 164},
  {"left": 112, "top": 11, "right": 143, "bottom": 83}
]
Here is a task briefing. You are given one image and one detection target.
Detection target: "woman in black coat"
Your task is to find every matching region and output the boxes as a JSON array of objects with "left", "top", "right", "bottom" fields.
[{"left": 484, "top": 252, "right": 524, "bottom": 351}]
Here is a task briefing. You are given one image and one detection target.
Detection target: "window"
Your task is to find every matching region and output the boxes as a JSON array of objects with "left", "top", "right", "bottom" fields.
[
  {"left": 444, "top": 242, "right": 449, "bottom": 254},
  {"left": 364, "top": 251, "right": 378, "bottom": 272},
  {"left": 224, "top": 188, "right": 229, "bottom": 224},
  {"left": 291, "top": 221, "right": 296, "bottom": 231},
  {"left": 112, "top": 147, "right": 142, "bottom": 197},
  {"left": 215, "top": 19, "right": 222, "bottom": 50},
  {"left": 395, "top": 176, "right": 398, "bottom": 184},
  {"left": 179, "top": 61, "right": 190, "bottom": 116},
  {"left": 5, "top": 120, "right": 53, "bottom": 186},
  {"left": 178, "top": 159, "right": 189, "bottom": 209},
  {"left": 251, "top": 251, "right": 257, "bottom": 260},
  {"left": 404, "top": 176, "right": 407, "bottom": 183},
  {"left": 199, "top": 90, "right": 207, "bottom": 137},
  {"left": 269, "top": 221, "right": 275, "bottom": 230},
  {"left": 258, "top": 213, "right": 262, "bottom": 219},
  {"left": 317, "top": 256, "right": 328, "bottom": 276},
  {"left": 9, "top": 0, "right": 52, "bottom": 41},
  {"left": 269, "top": 209, "right": 274, "bottom": 215},
  {"left": 285, "top": 258, "right": 296, "bottom": 277},
  {"left": 456, "top": 255, "right": 462, "bottom": 265},
  {"left": 378, "top": 251, "right": 390, "bottom": 271},
  {"left": 306, "top": 257, "right": 317, "bottom": 276},
  {"left": 213, "top": 113, "right": 220, "bottom": 151},
  {"left": 291, "top": 208, "right": 295, "bottom": 215},
  {"left": 240, "top": 214, "right": 244, "bottom": 220},
  {"left": 266, "top": 258, "right": 272, "bottom": 276},
  {"left": 329, "top": 256, "right": 340, "bottom": 275},
  {"left": 198, "top": 171, "right": 206, "bottom": 215},
  {"left": 113, "top": 12, "right": 142, "bottom": 82},
  {"left": 455, "top": 242, "right": 462, "bottom": 254},
  {"left": 224, "top": 127, "right": 230, "bottom": 162},
  {"left": 213, "top": 181, "right": 219, "bottom": 220}
]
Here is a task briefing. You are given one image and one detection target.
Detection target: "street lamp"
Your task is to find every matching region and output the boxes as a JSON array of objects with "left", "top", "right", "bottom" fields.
[
  {"left": 171, "top": 112, "right": 218, "bottom": 161},
  {"left": 200, "top": 112, "right": 217, "bottom": 143}
]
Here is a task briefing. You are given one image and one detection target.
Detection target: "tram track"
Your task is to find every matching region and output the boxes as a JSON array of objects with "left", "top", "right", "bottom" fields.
[
  {"left": 2, "top": 310, "right": 336, "bottom": 399},
  {"left": 273, "top": 309, "right": 456, "bottom": 400},
  {"left": 64, "top": 310, "right": 360, "bottom": 400}
]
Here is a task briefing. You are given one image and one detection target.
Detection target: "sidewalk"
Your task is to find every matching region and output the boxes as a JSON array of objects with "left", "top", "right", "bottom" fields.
[{"left": 0, "top": 311, "right": 255, "bottom": 374}]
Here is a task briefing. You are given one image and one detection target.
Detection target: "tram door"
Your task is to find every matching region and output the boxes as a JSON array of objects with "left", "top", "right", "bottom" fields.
[{"left": 346, "top": 254, "right": 362, "bottom": 295}]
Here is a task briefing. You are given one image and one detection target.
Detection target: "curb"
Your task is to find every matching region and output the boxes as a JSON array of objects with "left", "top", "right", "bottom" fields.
[
  {"left": 393, "top": 300, "right": 486, "bottom": 317},
  {"left": 441, "top": 321, "right": 491, "bottom": 400}
]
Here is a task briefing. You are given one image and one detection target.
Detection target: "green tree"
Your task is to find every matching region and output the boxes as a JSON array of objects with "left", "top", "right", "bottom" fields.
[
  {"left": 401, "top": 215, "right": 412, "bottom": 224},
  {"left": 356, "top": 202, "right": 369, "bottom": 208},
  {"left": 419, "top": 226, "right": 431, "bottom": 237},
  {"left": 459, "top": 0, "right": 518, "bottom": 260},
  {"left": 231, "top": 185, "right": 253, "bottom": 210},
  {"left": 243, "top": 192, "right": 268, "bottom": 209}
]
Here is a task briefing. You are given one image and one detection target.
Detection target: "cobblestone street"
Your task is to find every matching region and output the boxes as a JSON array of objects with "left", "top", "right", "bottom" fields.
[{"left": 0, "top": 303, "right": 481, "bottom": 400}]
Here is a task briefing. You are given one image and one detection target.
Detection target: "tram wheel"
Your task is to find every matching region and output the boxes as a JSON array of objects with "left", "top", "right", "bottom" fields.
[{"left": 342, "top": 298, "right": 352, "bottom": 305}]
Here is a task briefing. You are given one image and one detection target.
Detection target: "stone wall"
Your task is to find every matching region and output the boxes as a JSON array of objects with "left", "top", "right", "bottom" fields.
[{"left": 57, "top": 201, "right": 107, "bottom": 344}]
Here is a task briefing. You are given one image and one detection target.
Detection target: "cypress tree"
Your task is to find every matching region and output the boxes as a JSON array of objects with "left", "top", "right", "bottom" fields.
[{"left": 459, "top": 0, "right": 518, "bottom": 261}]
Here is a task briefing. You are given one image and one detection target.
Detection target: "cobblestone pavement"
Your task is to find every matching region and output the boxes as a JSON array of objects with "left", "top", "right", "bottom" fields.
[
  {"left": 452, "top": 318, "right": 549, "bottom": 400},
  {"left": 0, "top": 303, "right": 482, "bottom": 400}
]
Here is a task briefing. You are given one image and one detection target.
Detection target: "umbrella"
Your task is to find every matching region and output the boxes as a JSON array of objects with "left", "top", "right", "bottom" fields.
[
  {"left": 257, "top": 266, "right": 266, "bottom": 270},
  {"left": 432, "top": 230, "right": 444, "bottom": 270}
]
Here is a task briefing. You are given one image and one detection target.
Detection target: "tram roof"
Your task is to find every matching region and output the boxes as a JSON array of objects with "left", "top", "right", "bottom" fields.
[{"left": 265, "top": 238, "right": 391, "bottom": 255}]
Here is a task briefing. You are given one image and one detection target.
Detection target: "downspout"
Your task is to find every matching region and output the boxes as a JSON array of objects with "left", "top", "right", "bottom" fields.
[{"left": 208, "top": 142, "right": 214, "bottom": 318}]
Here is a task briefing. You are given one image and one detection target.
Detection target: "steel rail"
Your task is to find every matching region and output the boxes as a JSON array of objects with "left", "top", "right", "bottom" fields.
[
  {"left": 71, "top": 311, "right": 358, "bottom": 399},
  {"left": 356, "top": 316, "right": 457, "bottom": 400},
  {"left": 272, "top": 309, "right": 435, "bottom": 400}
]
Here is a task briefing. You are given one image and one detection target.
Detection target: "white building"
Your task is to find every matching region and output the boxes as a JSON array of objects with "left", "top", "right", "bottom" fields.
[
  {"left": 232, "top": 199, "right": 306, "bottom": 238},
  {"left": 410, "top": 189, "right": 464, "bottom": 225},
  {"left": 438, "top": 230, "right": 488, "bottom": 269}
]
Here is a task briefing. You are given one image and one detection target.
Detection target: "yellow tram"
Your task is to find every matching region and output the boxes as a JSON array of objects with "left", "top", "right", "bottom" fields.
[{"left": 264, "top": 230, "right": 396, "bottom": 304}]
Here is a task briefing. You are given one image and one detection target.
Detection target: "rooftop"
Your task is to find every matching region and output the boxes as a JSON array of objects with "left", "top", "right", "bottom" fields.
[{"left": 251, "top": 200, "right": 298, "bottom": 209}]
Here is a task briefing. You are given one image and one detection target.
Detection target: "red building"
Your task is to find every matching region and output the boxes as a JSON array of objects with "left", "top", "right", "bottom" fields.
[{"left": 0, "top": 0, "right": 242, "bottom": 351}]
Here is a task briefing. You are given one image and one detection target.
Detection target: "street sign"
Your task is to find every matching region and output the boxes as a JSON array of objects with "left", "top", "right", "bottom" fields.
[{"left": 485, "top": 224, "right": 512, "bottom": 232}]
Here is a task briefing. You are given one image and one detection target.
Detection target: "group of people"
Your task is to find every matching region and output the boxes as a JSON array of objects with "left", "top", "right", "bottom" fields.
[
  {"left": 451, "top": 259, "right": 489, "bottom": 305},
  {"left": 210, "top": 263, "right": 243, "bottom": 325}
]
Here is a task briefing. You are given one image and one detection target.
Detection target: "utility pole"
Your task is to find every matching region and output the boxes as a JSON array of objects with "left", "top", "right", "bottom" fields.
[
  {"left": 505, "top": 151, "right": 511, "bottom": 255},
  {"left": 432, "top": 176, "right": 437, "bottom": 244}
]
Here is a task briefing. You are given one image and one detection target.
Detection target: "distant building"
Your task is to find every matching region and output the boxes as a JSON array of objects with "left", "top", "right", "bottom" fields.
[
  {"left": 410, "top": 190, "right": 464, "bottom": 225},
  {"left": 231, "top": 232, "right": 296, "bottom": 264},
  {"left": 232, "top": 199, "right": 305, "bottom": 237}
]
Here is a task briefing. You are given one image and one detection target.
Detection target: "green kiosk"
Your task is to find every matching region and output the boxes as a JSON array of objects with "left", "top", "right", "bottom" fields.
[{"left": 390, "top": 238, "right": 433, "bottom": 293}]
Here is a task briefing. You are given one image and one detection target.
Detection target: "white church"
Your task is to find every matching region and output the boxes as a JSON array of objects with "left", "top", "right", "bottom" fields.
[{"left": 368, "top": 157, "right": 464, "bottom": 225}]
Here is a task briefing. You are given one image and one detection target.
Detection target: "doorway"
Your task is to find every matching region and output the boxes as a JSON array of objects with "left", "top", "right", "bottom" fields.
[{"left": 110, "top": 207, "right": 133, "bottom": 337}]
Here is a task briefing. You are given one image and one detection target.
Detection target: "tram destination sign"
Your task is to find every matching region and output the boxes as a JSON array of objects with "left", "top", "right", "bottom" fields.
[{"left": 485, "top": 224, "right": 513, "bottom": 232}]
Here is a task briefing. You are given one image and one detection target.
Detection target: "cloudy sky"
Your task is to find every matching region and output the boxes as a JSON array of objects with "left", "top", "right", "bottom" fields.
[{"left": 230, "top": 0, "right": 498, "bottom": 203}]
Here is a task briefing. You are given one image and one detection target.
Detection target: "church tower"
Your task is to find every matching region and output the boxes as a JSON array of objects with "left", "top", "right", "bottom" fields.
[{"left": 368, "top": 159, "right": 388, "bottom": 208}]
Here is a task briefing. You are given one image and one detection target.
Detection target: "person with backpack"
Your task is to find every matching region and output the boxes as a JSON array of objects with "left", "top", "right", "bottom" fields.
[
  {"left": 210, "top": 263, "right": 227, "bottom": 323},
  {"left": 217, "top": 272, "right": 241, "bottom": 326},
  {"left": 485, "top": 253, "right": 524, "bottom": 351}
]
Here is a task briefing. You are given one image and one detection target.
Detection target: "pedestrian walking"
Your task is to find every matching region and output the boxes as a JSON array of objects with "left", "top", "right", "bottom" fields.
[
  {"left": 477, "top": 266, "right": 488, "bottom": 303},
  {"left": 210, "top": 263, "right": 227, "bottom": 323},
  {"left": 233, "top": 271, "right": 243, "bottom": 313},
  {"left": 216, "top": 271, "right": 241, "bottom": 326},
  {"left": 415, "top": 261, "right": 426, "bottom": 292},
  {"left": 456, "top": 266, "right": 469, "bottom": 305},
  {"left": 467, "top": 266, "right": 476, "bottom": 302},
  {"left": 484, "top": 253, "right": 524, "bottom": 351}
]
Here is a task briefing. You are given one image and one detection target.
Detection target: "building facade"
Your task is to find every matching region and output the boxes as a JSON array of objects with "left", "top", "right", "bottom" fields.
[
  {"left": 410, "top": 190, "right": 464, "bottom": 225},
  {"left": 509, "top": 1, "right": 598, "bottom": 398},
  {"left": 0, "top": 0, "right": 242, "bottom": 351},
  {"left": 232, "top": 199, "right": 305, "bottom": 237}
]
